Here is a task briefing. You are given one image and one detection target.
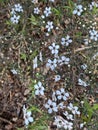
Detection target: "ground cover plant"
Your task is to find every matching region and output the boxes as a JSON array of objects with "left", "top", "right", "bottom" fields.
[{"left": 0, "top": 0, "right": 98, "bottom": 130}]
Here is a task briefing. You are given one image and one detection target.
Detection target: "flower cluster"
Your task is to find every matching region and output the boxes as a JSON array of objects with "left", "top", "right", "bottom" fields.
[
  {"left": 45, "top": 88, "right": 70, "bottom": 114},
  {"left": 8, "top": 0, "right": 98, "bottom": 129},
  {"left": 54, "top": 116, "right": 73, "bottom": 130},
  {"left": 10, "top": 3, "right": 23, "bottom": 24},
  {"left": 53, "top": 102, "right": 80, "bottom": 130}
]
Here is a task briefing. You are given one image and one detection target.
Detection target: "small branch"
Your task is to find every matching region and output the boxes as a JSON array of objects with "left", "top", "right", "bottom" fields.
[
  {"left": 63, "top": 44, "right": 98, "bottom": 55},
  {"left": 0, "top": 117, "right": 12, "bottom": 125}
]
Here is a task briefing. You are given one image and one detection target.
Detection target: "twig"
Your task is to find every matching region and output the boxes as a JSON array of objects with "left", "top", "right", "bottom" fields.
[
  {"left": 0, "top": 117, "right": 12, "bottom": 125},
  {"left": 63, "top": 44, "right": 98, "bottom": 55}
]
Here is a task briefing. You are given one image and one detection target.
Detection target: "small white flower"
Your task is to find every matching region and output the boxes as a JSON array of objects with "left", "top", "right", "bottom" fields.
[
  {"left": 84, "top": 38, "right": 89, "bottom": 45},
  {"left": 58, "top": 56, "right": 70, "bottom": 65},
  {"left": 44, "top": 7, "right": 51, "bottom": 17},
  {"left": 67, "top": 103, "right": 80, "bottom": 115},
  {"left": 46, "top": 21, "right": 53, "bottom": 32},
  {"left": 14, "top": 3, "right": 23, "bottom": 12},
  {"left": 57, "top": 102, "right": 65, "bottom": 109},
  {"left": 46, "top": 59, "right": 57, "bottom": 70},
  {"left": 63, "top": 111, "right": 74, "bottom": 121},
  {"left": 10, "top": 15, "right": 20, "bottom": 24},
  {"left": 34, "top": 7, "right": 40, "bottom": 14},
  {"left": 78, "top": 78, "right": 89, "bottom": 87},
  {"left": 11, "top": 69, "right": 17, "bottom": 75},
  {"left": 89, "top": 29, "right": 98, "bottom": 41},
  {"left": 61, "top": 38, "right": 66, "bottom": 45},
  {"left": 49, "top": 42, "right": 59, "bottom": 55},
  {"left": 45, "top": 99, "right": 58, "bottom": 113},
  {"left": 92, "top": 52, "right": 98, "bottom": 60},
  {"left": 46, "top": 32, "right": 49, "bottom": 36},
  {"left": 56, "top": 88, "right": 69, "bottom": 101},
  {"left": 54, "top": 116, "right": 73, "bottom": 130},
  {"left": 34, "top": 81, "right": 45, "bottom": 96},
  {"left": 32, "top": 0, "right": 38, "bottom": 4},
  {"left": 55, "top": 75, "right": 61, "bottom": 82},
  {"left": 33, "top": 56, "right": 38, "bottom": 69},
  {"left": 54, "top": 116, "right": 64, "bottom": 129},
  {"left": 61, "top": 35, "right": 72, "bottom": 46},
  {"left": 73, "top": 5, "right": 83, "bottom": 16},
  {"left": 10, "top": 8, "right": 16, "bottom": 15},
  {"left": 81, "top": 64, "right": 87, "bottom": 70},
  {"left": 80, "top": 122, "right": 86, "bottom": 129},
  {"left": 89, "top": 2, "right": 98, "bottom": 10},
  {"left": 63, "top": 120, "right": 73, "bottom": 130},
  {"left": 41, "top": 15, "right": 45, "bottom": 19},
  {"left": 23, "top": 105, "right": 34, "bottom": 127}
]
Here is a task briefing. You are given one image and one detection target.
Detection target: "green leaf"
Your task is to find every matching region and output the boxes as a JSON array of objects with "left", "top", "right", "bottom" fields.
[
  {"left": 20, "top": 53, "right": 27, "bottom": 60},
  {"left": 92, "top": 104, "right": 98, "bottom": 110},
  {"left": 29, "top": 15, "right": 38, "bottom": 25},
  {"left": 28, "top": 106, "right": 42, "bottom": 113},
  {"left": 52, "top": 7, "right": 61, "bottom": 16}
]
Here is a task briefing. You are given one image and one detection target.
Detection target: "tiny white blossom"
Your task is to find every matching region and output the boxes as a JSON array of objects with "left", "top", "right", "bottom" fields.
[
  {"left": 89, "top": 2, "right": 98, "bottom": 10},
  {"left": 84, "top": 38, "right": 89, "bottom": 45},
  {"left": 49, "top": 42, "right": 59, "bottom": 55},
  {"left": 63, "top": 111, "right": 74, "bottom": 121},
  {"left": 10, "top": 8, "right": 16, "bottom": 15},
  {"left": 41, "top": 15, "right": 45, "bottom": 19},
  {"left": 55, "top": 75, "right": 61, "bottom": 82},
  {"left": 78, "top": 78, "right": 89, "bottom": 87},
  {"left": 46, "top": 32, "right": 49, "bottom": 36},
  {"left": 54, "top": 116, "right": 64, "bottom": 129},
  {"left": 67, "top": 103, "right": 80, "bottom": 115},
  {"left": 34, "top": 81, "right": 45, "bottom": 96},
  {"left": 46, "top": 21, "right": 53, "bottom": 32},
  {"left": 89, "top": 29, "right": 98, "bottom": 41},
  {"left": 56, "top": 88, "right": 69, "bottom": 101},
  {"left": 57, "top": 102, "right": 66, "bottom": 109},
  {"left": 23, "top": 105, "right": 34, "bottom": 127},
  {"left": 11, "top": 69, "right": 17, "bottom": 75},
  {"left": 45, "top": 99, "right": 58, "bottom": 113},
  {"left": 73, "top": 5, "right": 83, "bottom": 16},
  {"left": 14, "top": 3, "right": 23, "bottom": 12},
  {"left": 44, "top": 7, "right": 51, "bottom": 17},
  {"left": 10, "top": 15, "right": 20, "bottom": 24},
  {"left": 58, "top": 56, "right": 70, "bottom": 65},
  {"left": 34, "top": 7, "right": 40, "bottom": 14},
  {"left": 46, "top": 59, "right": 57, "bottom": 70},
  {"left": 61, "top": 35, "right": 72, "bottom": 46},
  {"left": 80, "top": 122, "right": 86, "bottom": 129},
  {"left": 81, "top": 64, "right": 87, "bottom": 70},
  {"left": 54, "top": 116, "right": 73, "bottom": 130},
  {"left": 63, "top": 120, "right": 73, "bottom": 130},
  {"left": 92, "top": 52, "right": 98, "bottom": 60}
]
